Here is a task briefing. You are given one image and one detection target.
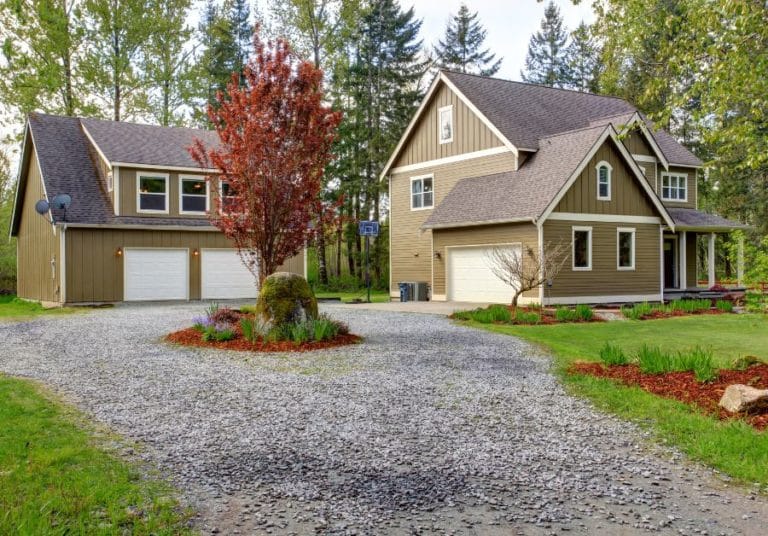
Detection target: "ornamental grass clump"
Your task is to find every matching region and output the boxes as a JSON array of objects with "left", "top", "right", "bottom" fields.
[
  {"left": 677, "top": 346, "right": 717, "bottom": 382},
  {"left": 599, "top": 343, "right": 629, "bottom": 366},
  {"left": 637, "top": 344, "right": 671, "bottom": 374},
  {"left": 621, "top": 302, "right": 655, "bottom": 320},
  {"left": 575, "top": 304, "right": 593, "bottom": 321},
  {"left": 555, "top": 306, "right": 579, "bottom": 322},
  {"left": 514, "top": 310, "right": 540, "bottom": 324},
  {"left": 467, "top": 305, "right": 512, "bottom": 324},
  {"left": 716, "top": 300, "right": 734, "bottom": 313}
]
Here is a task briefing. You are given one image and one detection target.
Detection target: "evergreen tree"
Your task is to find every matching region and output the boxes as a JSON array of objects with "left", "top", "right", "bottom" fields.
[
  {"left": 81, "top": 0, "right": 157, "bottom": 121},
  {"left": 433, "top": 3, "right": 501, "bottom": 76},
  {"left": 0, "top": 0, "right": 86, "bottom": 126},
  {"left": 142, "top": 0, "right": 194, "bottom": 126},
  {"left": 565, "top": 22, "right": 600, "bottom": 92},
  {"left": 521, "top": 1, "right": 569, "bottom": 87},
  {"left": 227, "top": 0, "right": 252, "bottom": 83},
  {"left": 0, "top": 151, "right": 15, "bottom": 291}
]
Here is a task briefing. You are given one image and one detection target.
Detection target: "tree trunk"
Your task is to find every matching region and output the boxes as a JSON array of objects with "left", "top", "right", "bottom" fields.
[
  {"left": 316, "top": 224, "right": 329, "bottom": 285},
  {"left": 335, "top": 217, "right": 342, "bottom": 278}
]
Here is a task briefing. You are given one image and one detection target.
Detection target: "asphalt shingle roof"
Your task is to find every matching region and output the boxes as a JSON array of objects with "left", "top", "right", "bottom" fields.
[
  {"left": 442, "top": 70, "right": 702, "bottom": 167},
  {"left": 423, "top": 125, "right": 610, "bottom": 228},
  {"left": 80, "top": 117, "right": 218, "bottom": 168},
  {"left": 668, "top": 208, "right": 748, "bottom": 230}
]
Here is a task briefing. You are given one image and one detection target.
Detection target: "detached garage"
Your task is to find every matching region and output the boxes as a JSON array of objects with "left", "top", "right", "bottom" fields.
[{"left": 447, "top": 245, "right": 520, "bottom": 303}]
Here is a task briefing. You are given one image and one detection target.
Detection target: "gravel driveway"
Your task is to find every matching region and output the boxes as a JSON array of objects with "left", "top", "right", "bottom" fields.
[{"left": 1, "top": 303, "right": 766, "bottom": 535}]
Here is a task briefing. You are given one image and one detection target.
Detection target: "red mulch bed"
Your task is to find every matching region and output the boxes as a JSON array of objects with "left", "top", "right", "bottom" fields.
[
  {"left": 166, "top": 327, "right": 361, "bottom": 353},
  {"left": 570, "top": 362, "right": 768, "bottom": 430},
  {"left": 634, "top": 308, "right": 726, "bottom": 320}
]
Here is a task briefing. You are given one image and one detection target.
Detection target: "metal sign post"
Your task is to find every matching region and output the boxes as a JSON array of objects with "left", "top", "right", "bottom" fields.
[{"left": 358, "top": 221, "right": 380, "bottom": 303}]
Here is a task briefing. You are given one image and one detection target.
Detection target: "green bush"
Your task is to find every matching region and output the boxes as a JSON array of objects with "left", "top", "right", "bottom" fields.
[
  {"left": 468, "top": 305, "right": 512, "bottom": 324},
  {"left": 255, "top": 272, "right": 318, "bottom": 326},
  {"left": 716, "top": 300, "right": 734, "bottom": 313},
  {"left": 514, "top": 310, "right": 540, "bottom": 324},
  {"left": 599, "top": 343, "right": 629, "bottom": 366},
  {"left": 201, "top": 325, "right": 235, "bottom": 342},
  {"left": 732, "top": 355, "right": 766, "bottom": 370},
  {"left": 555, "top": 307, "right": 578, "bottom": 322},
  {"left": 637, "top": 344, "right": 670, "bottom": 374},
  {"left": 575, "top": 304, "right": 593, "bottom": 321}
]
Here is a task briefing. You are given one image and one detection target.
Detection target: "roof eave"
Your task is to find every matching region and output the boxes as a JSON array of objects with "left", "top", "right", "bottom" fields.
[{"left": 422, "top": 217, "right": 535, "bottom": 231}]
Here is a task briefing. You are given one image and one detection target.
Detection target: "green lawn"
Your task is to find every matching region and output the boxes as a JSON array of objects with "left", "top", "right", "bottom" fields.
[
  {"left": 462, "top": 314, "right": 768, "bottom": 488},
  {"left": 314, "top": 289, "right": 391, "bottom": 303},
  {"left": 0, "top": 295, "right": 80, "bottom": 321},
  {"left": 0, "top": 375, "right": 193, "bottom": 534}
]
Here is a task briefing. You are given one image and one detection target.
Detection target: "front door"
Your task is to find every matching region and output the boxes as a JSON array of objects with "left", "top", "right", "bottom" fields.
[{"left": 663, "top": 237, "right": 678, "bottom": 289}]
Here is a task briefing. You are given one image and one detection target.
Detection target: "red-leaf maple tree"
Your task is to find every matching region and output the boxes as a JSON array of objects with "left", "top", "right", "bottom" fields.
[{"left": 189, "top": 32, "right": 341, "bottom": 284}]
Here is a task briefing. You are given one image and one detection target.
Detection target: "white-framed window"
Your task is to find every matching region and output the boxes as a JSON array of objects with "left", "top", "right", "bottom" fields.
[
  {"left": 136, "top": 172, "right": 169, "bottom": 213},
  {"left": 617, "top": 227, "right": 636, "bottom": 270},
  {"left": 438, "top": 105, "right": 453, "bottom": 144},
  {"left": 572, "top": 226, "right": 592, "bottom": 271},
  {"left": 219, "top": 179, "right": 237, "bottom": 214},
  {"left": 410, "top": 175, "right": 434, "bottom": 210},
  {"left": 596, "top": 161, "right": 612, "bottom": 200},
  {"left": 661, "top": 172, "right": 687, "bottom": 202},
  {"left": 179, "top": 175, "right": 209, "bottom": 214}
]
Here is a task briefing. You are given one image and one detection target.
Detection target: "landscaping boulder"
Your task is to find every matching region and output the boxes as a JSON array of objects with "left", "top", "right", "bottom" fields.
[
  {"left": 255, "top": 272, "right": 318, "bottom": 326},
  {"left": 718, "top": 384, "right": 768, "bottom": 414}
]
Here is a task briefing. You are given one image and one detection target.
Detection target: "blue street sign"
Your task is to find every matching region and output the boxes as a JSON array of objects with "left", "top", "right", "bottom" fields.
[{"left": 358, "top": 220, "right": 380, "bottom": 237}]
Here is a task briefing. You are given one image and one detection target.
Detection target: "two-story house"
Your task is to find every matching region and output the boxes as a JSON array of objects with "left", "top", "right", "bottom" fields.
[
  {"left": 10, "top": 113, "right": 304, "bottom": 305},
  {"left": 384, "top": 71, "right": 746, "bottom": 304}
]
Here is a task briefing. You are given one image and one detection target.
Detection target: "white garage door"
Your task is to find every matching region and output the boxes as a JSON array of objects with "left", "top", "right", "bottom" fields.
[
  {"left": 448, "top": 245, "right": 520, "bottom": 303},
  {"left": 201, "top": 249, "right": 258, "bottom": 300},
  {"left": 124, "top": 248, "right": 188, "bottom": 301}
]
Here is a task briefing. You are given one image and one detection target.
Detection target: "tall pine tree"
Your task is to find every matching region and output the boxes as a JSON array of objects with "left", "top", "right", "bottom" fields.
[
  {"left": 565, "top": 22, "right": 600, "bottom": 92},
  {"left": 521, "top": 1, "right": 569, "bottom": 87},
  {"left": 433, "top": 3, "right": 501, "bottom": 76}
]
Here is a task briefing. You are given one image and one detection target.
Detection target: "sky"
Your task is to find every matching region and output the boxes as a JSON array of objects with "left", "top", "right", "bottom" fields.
[{"left": 408, "top": 0, "right": 595, "bottom": 80}]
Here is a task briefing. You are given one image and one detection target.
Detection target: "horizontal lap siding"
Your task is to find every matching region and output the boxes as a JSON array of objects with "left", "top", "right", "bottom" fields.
[
  {"left": 65, "top": 228, "right": 303, "bottom": 303},
  {"left": 432, "top": 223, "right": 539, "bottom": 298},
  {"left": 555, "top": 141, "right": 657, "bottom": 216},
  {"left": 390, "top": 153, "right": 516, "bottom": 291},
  {"left": 394, "top": 83, "right": 503, "bottom": 168},
  {"left": 544, "top": 221, "right": 660, "bottom": 297},
  {"left": 17, "top": 153, "right": 60, "bottom": 302}
]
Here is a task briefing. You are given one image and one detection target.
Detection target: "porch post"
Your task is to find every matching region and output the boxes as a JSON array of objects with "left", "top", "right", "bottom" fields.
[
  {"left": 680, "top": 232, "right": 687, "bottom": 289},
  {"left": 737, "top": 233, "right": 745, "bottom": 286},
  {"left": 708, "top": 233, "right": 716, "bottom": 288}
]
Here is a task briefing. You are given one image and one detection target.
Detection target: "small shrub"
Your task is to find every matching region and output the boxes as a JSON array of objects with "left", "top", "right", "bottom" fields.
[
  {"left": 191, "top": 315, "right": 210, "bottom": 333},
  {"left": 205, "top": 302, "right": 220, "bottom": 319},
  {"left": 555, "top": 307, "right": 578, "bottom": 322},
  {"left": 716, "top": 300, "right": 734, "bottom": 313},
  {"left": 209, "top": 307, "right": 240, "bottom": 325},
  {"left": 514, "top": 310, "right": 540, "bottom": 324},
  {"left": 239, "top": 305, "right": 258, "bottom": 315},
  {"left": 451, "top": 310, "right": 473, "bottom": 321},
  {"left": 732, "top": 355, "right": 766, "bottom": 370},
  {"left": 266, "top": 324, "right": 291, "bottom": 343},
  {"left": 575, "top": 304, "right": 593, "bottom": 321},
  {"left": 599, "top": 343, "right": 629, "bottom": 366},
  {"left": 201, "top": 324, "right": 235, "bottom": 342},
  {"left": 470, "top": 305, "right": 512, "bottom": 324},
  {"left": 309, "top": 316, "right": 340, "bottom": 341},
  {"left": 637, "top": 344, "right": 670, "bottom": 374},
  {"left": 288, "top": 322, "right": 311, "bottom": 344},
  {"left": 240, "top": 317, "right": 268, "bottom": 343},
  {"left": 621, "top": 302, "right": 654, "bottom": 320}
]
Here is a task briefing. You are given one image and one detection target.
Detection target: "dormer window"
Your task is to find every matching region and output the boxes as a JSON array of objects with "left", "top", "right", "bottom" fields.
[
  {"left": 137, "top": 172, "right": 169, "bottom": 213},
  {"left": 219, "top": 180, "right": 237, "bottom": 213},
  {"left": 180, "top": 176, "right": 208, "bottom": 214},
  {"left": 596, "top": 161, "right": 612, "bottom": 200},
  {"left": 438, "top": 105, "right": 453, "bottom": 144}
]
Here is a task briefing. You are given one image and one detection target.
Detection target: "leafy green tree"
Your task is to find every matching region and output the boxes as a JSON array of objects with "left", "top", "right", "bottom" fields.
[
  {"left": 433, "top": 3, "right": 501, "bottom": 76},
  {"left": 565, "top": 22, "right": 600, "bottom": 92},
  {"left": 141, "top": 0, "right": 194, "bottom": 126},
  {"left": 0, "top": 0, "right": 86, "bottom": 128},
  {"left": 81, "top": 0, "right": 157, "bottom": 121},
  {"left": 521, "top": 1, "right": 569, "bottom": 87},
  {"left": 0, "top": 151, "right": 16, "bottom": 291}
]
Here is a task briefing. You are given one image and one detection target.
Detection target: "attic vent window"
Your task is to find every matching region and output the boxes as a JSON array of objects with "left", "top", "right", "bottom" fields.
[
  {"left": 596, "top": 161, "right": 612, "bottom": 201},
  {"left": 438, "top": 105, "right": 453, "bottom": 144}
]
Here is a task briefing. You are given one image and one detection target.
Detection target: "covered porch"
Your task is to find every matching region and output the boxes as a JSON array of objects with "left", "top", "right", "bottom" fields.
[{"left": 662, "top": 208, "right": 749, "bottom": 300}]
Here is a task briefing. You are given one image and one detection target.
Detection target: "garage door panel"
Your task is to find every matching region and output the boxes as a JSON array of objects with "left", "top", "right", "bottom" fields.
[
  {"left": 448, "top": 245, "right": 520, "bottom": 303},
  {"left": 125, "top": 249, "right": 188, "bottom": 301},
  {"left": 201, "top": 249, "right": 258, "bottom": 300}
]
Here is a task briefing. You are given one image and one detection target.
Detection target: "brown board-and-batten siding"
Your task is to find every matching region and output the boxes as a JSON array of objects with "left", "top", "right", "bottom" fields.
[
  {"left": 432, "top": 223, "right": 539, "bottom": 299},
  {"left": 393, "top": 83, "right": 504, "bottom": 169},
  {"left": 389, "top": 152, "right": 515, "bottom": 294},
  {"left": 16, "top": 152, "right": 61, "bottom": 303},
  {"left": 658, "top": 166, "right": 698, "bottom": 210},
  {"left": 118, "top": 167, "right": 211, "bottom": 218},
  {"left": 64, "top": 227, "right": 304, "bottom": 303}
]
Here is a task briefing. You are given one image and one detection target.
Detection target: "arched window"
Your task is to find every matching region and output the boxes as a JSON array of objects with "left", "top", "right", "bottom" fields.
[{"left": 596, "top": 161, "right": 612, "bottom": 200}]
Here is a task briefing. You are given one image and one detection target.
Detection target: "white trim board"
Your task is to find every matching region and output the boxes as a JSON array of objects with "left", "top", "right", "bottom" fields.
[
  {"left": 390, "top": 146, "right": 510, "bottom": 175},
  {"left": 544, "top": 293, "right": 663, "bottom": 305},
  {"left": 547, "top": 213, "right": 662, "bottom": 225},
  {"left": 135, "top": 171, "right": 170, "bottom": 214},
  {"left": 80, "top": 124, "right": 113, "bottom": 171},
  {"left": 113, "top": 162, "right": 218, "bottom": 174}
]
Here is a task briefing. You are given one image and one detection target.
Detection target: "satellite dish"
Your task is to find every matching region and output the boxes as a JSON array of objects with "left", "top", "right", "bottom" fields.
[
  {"left": 35, "top": 200, "right": 50, "bottom": 215},
  {"left": 52, "top": 194, "right": 72, "bottom": 210}
]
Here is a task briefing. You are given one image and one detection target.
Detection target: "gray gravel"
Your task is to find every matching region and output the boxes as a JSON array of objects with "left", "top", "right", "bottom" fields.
[{"left": 1, "top": 303, "right": 767, "bottom": 535}]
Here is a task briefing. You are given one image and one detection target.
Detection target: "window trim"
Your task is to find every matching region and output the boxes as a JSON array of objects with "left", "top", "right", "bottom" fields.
[
  {"left": 136, "top": 172, "right": 169, "bottom": 214},
  {"left": 660, "top": 172, "right": 688, "bottom": 202},
  {"left": 617, "top": 227, "right": 636, "bottom": 271},
  {"left": 179, "top": 175, "right": 209, "bottom": 215},
  {"left": 218, "top": 179, "right": 237, "bottom": 215},
  {"left": 410, "top": 174, "right": 434, "bottom": 211},
  {"left": 438, "top": 105, "right": 453, "bottom": 144},
  {"left": 106, "top": 171, "right": 114, "bottom": 192},
  {"left": 596, "top": 161, "right": 612, "bottom": 201},
  {"left": 572, "top": 226, "right": 592, "bottom": 271}
]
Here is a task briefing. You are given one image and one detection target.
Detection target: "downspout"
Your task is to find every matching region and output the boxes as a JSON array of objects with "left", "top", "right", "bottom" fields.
[{"left": 60, "top": 223, "right": 67, "bottom": 305}]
